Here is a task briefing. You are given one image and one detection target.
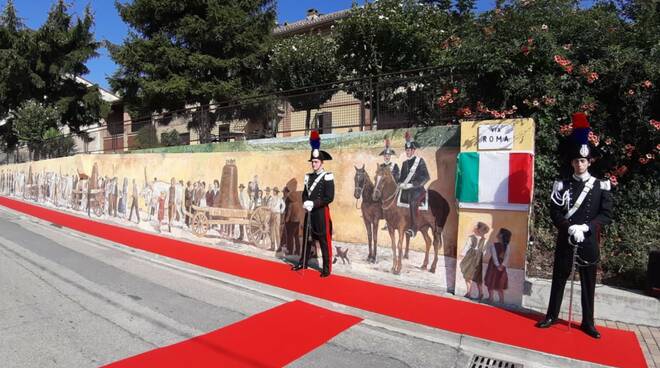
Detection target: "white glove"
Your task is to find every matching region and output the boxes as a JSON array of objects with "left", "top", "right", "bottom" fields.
[
  {"left": 399, "top": 183, "right": 413, "bottom": 190},
  {"left": 303, "top": 200, "right": 314, "bottom": 212},
  {"left": 573, "top": 230, "right": 585, "bottom": 243},
  {"left": 567, "top": 225, "right": 580, "bottom": 236},
  {"left": 577, "top": 224, "right": 590, "bottom": 233}
]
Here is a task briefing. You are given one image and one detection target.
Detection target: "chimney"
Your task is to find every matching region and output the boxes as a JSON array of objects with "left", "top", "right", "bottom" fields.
[{"left": 306, "top": 8, "right": 320, "bottom": 20}]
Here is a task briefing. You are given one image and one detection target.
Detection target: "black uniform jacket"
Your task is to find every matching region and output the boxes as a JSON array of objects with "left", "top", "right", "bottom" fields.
[
  {"left": 550, "top": 176, "right": 613, "bottom": 263},
  {"left": 397, "top": 156, "right": 430, "bottom": 204},
  {"left": 303, "top": 170, "right": 335, "bottom": 240}
]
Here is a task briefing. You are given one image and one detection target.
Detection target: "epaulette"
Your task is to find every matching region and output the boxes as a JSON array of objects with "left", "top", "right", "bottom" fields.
[
  {"left": 304, "top": 174, "right": 309, "bottom": 185},
  {"left": 552, "top": 180, "right": 564, "bottom": 193},
  {"left": 599, "top": 179, "right": 611, "bottom": 191},
  {"left": 324, "top": 172, "right": 334, "bottom": 181}
]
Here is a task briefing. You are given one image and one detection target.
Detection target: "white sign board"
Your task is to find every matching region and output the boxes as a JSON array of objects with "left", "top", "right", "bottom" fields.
[{"left": 478, "top": 124, "right": 514, "bottom": 150}]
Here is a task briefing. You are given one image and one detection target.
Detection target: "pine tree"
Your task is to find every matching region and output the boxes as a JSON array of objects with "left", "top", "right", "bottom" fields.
[
  {"left": 0, "top": 0, "right": 108, "bottom": 149},
  {"left": 109, "top": 0, "right": 276, "bottom": 142}
]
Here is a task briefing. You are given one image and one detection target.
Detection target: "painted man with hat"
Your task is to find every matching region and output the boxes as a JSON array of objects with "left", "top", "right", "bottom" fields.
[
  {"left": 535, "top": 112, "right": 613, "bottom": 339},
  {"left": 380, "top": 138, "right": 400, "bottom": 182},
  {"left": 397, "top": 131, "right": 430, "bottom": 238},
  {"left": 292, "top": 130, "right": 335, "bottom": 277}
]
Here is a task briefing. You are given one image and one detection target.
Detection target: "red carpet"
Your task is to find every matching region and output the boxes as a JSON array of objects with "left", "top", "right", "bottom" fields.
[
  {"left": 102, "top": 300, "right": 361, "bottom": 367},
  {"left": 0, "top": 196, "right": 647, "bottom": 368}
]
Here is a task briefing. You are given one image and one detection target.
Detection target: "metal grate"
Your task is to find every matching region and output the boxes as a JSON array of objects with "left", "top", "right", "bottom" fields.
[{"left": 469, "top": 355, "right": 523, "bottom": 368}]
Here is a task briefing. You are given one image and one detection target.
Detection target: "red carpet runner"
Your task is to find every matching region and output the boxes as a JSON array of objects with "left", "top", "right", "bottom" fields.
[
  {"left": 102, "top": 300, "right": 361, "bottom": 367},
  {"left": 0, "top": 196, "right": 647, "bottom": 368}
]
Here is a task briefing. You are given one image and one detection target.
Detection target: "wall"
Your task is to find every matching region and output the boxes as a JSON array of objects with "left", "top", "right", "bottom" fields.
[{"left": 0, "top": 121, "right": 535, "bottom": 304}]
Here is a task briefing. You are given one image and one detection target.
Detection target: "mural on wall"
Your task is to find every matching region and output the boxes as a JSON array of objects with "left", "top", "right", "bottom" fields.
[
  {"left": 453, "top": 118, "right": 535, "bottom": 305},
  {"left": 0, "top": 126, "right": 462, "bottom": 294}
]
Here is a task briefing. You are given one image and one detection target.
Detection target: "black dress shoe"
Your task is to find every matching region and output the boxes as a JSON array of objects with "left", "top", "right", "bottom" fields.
[
  {"left": 291, "top": 264, "right": 305, "bottom": 271},
  {"left": 581, "top": 324, "right": 601, "bottom": 339},
  {"left": 320, "top": 270, "right": 330, "bottom": 278},
  {"left": 535, "top": 318, "right": 558, "bottom": 328}
]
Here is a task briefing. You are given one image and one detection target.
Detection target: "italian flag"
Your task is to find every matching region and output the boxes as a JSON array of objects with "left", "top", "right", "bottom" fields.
[{"left": 456, "top": 152, "right": 534, "bottom": 205}]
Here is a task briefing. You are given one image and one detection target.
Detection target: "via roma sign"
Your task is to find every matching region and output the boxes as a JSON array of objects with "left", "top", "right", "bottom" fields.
[{"left": 478, "top": 124, "right": 514, "bottom": 150}]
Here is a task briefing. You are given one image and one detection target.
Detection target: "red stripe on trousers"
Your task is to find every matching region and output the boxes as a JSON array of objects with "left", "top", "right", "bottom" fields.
[
  {"left": 324, "top": 206, "right": 332, "bottom": 273},
  {"left": 508, "top": 153, "right": 533, "bottom": 204}
]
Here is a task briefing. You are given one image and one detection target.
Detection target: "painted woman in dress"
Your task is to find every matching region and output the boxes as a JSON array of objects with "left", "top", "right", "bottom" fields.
[
  {"left": 460, "top": 222, "right": 490, "bottom": 299},
  {"left": 484, "top": 228, "right": 512, "bottom": 303}
]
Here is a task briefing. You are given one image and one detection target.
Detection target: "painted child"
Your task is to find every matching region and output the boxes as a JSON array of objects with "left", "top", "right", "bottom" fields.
[
  {"left": 484, "top": 228, "right": 512, "bottom": 303},
  {"left": 460, "top": 222, "right": 490, "bottom": 299}
]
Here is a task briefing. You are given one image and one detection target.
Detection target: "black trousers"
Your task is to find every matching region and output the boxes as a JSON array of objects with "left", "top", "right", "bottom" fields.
[
  {"left": 129, "top": 198, "right": 140, "bottom": 222},
  {"left": 545, "top": 248, "right": 597, "bottom": 327}
]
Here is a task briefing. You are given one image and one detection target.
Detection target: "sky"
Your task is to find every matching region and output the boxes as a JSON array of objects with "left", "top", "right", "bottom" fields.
[{"left": 7, "top": 0, "right": 500, "bottom": 91}]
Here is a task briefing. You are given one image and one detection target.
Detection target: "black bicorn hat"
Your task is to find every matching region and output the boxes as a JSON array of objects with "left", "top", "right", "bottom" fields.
[
  {"left": 404, "top": 131, "right": 420, "bottom": 150},
  {"left": 379, "top": 138, "right": 396, "bottom": 156},
  {"left": 562, "top": 112, "right": 600, "bottom": 161},
  {"left": 308, "top": 130, "right": 332, "bottom": 161}
]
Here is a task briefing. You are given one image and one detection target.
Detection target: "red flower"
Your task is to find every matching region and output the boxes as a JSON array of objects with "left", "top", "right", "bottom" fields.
[
  {"left": 650, "top": 119, "right": 660, "bottom": 130},
  {"left": 452, "top": 88, "right": 459, "bottom": 94},
  {"left": 559, "top": 124, "right": 573, "bottom": 136},
  {"left": 642, "top": 80, "right": 653, "bottom": 89},
  {"left": 588, "top": 131, "right": 600, "bottom": 146},
  {"left": 639, "top": 157, "right": 649, "bottom": 165},
  {"left": 604, "top": 138, "right": 612, "bottom": 145},
  {"left": 587, "top": 72, "right": 599, "bottom": 84},
  {"left": 627, "top": 89, "right": 635, "bottom": 96},
  {"left": 456, "top": 106, "right": 473, "bottom": 117},
  {"left": 614, "top": 165, "right": 628, "bottom": 177},
  {"left": 609, "top": 175, "right": 618, "bottom": 186},
  {"left": 521, "top": 45, "right": 530, "bottom": 56}
]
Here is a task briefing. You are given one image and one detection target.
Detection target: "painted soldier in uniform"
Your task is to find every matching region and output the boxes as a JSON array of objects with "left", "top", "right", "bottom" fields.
[
  {"left": 292, "top": 130, "right": 335, "bottom": 278},
  {"left": 397, "top": 131, "right": 430, "bottom": 238},
  {"left": 535, "top": 112, "right": 613, "bottom": 339},
  {"left": 380, "top": 138, "right": 400, "bottom": 181}
]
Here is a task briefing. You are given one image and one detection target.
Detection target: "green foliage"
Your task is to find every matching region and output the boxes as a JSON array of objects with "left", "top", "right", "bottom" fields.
[
  {"left": 0, "top": 0, "right": 108, "bottom": 149},
  {"left": 42, "top": 127, "right": 76, "bottom": 159},
  {"left": 160, "top": 129, "right": 181, "bottom": 147},
  {"left": 11, "top": 100, "right": 61, "bottom": 160},
  {"left": 271, "top": 33, "right": 340, "bottom": 129},
  {"left": 109, "top": 0, "right": 276, "bottom": 141},
  {"left": 134, "top": 124, "right": 160, "bottom": 150},
  {"left": 330, "top": 0, "right": 658, "bottom": 288}
]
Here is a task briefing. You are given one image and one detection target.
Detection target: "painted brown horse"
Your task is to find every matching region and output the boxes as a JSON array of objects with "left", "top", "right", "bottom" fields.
[
  {"left": 353, "top": 165, "right": 383, "bottom": 263},
  {"left": 372, "top": 164, "right": 450, "bottom": 274}
]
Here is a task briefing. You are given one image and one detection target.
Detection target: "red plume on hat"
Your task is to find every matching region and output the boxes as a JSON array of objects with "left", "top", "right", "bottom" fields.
[
  {"left": 308, "top": 130, "right": 332, "bottom": 161},
  {"left": 404, "top": 130, "right": 420, "bottom": 149},
  {"left": 310, "top": 130, "right": 320, "bottom": 150},
  {"left": 565, "top": 112, "right": 595, "bottom": 160}
]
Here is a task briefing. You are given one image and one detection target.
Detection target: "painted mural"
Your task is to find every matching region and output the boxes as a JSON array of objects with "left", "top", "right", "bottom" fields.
[
  {"left": 0, "top": 121, "right": 535, "bottom": 304},
  {"left": 0, "top": 127, "right": 461, "bottom": 293}
]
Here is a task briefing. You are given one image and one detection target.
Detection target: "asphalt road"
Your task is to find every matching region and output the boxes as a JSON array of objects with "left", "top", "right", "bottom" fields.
[{"left": 0, "top": 206, "right": 592, "bottom": 368}]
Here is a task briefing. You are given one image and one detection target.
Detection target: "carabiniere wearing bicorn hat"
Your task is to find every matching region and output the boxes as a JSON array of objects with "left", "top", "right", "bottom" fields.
[
  {"left": 535, "top": 112, "right": 613, "bottom": 339},
  {"left": 292, "top": 130, "right": 335, "bottom": 278}
]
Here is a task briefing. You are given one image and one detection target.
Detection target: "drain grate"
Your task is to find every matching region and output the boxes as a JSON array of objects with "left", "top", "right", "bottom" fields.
[{"left": 468, "top": 354, "right": 523, "bottom": 368}]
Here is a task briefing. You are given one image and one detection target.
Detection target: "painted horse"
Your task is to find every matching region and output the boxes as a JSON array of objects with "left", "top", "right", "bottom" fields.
[
  {"left": 372, "top": 164, "right": 450, "bottom": 274},
  {"left": 353, "top": 164, "right": 383, "bottom": 263}
]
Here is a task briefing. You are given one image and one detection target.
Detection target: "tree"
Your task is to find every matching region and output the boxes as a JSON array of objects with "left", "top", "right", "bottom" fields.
[
  {"left": 0, "top": 0, "right": 108, "bottom": 149},
  {"left": 33, "top": 1, "right": 109, "bottom": 135},
  {"left": 0, "top": 0, "right": 33, "bottom": 150},
  {"left": 42, "top": 127, "right": 76, "bottom": 158},
  {"left": 271, "top": 34, "right": 340, "bottom": 131},
  {"left": 109, "top": 0, "right": 276, "bottom": 143},
  {"left": 11, "top": 100, "right": 61, "bottom": 160},
  {"left": 334, "top": 0, "right": 460, "bottom": 126}
]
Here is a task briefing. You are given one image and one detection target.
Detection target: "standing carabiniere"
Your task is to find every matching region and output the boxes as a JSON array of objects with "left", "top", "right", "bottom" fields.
[
  {"left": 292, "top": 130, "right": 335, "bottom": 278},
  {"left": 536, "top": 112, "right": 613, "bottom": 339}
]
